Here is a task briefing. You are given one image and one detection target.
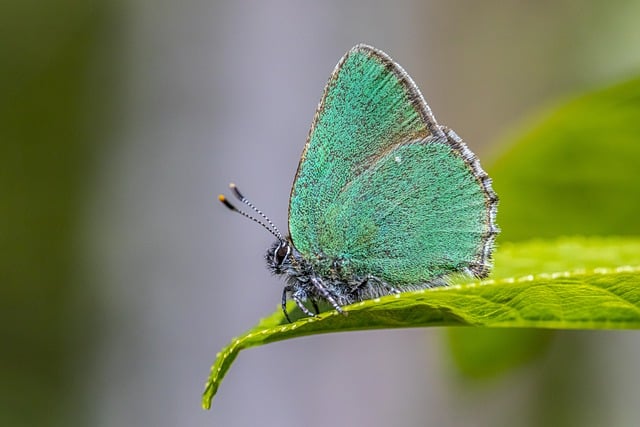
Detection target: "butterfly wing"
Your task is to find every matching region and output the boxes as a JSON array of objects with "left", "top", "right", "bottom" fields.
[{"left": 289, "top": 45, "right": 497, "bottom": 285}]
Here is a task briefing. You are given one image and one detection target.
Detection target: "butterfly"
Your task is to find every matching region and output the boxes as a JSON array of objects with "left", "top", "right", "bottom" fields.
[{"left": 219, "top": 44, "right": 498, "bottom": 322}]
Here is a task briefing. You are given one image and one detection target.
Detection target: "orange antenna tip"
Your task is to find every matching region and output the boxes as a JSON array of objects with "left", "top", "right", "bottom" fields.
[{"left": 218, "top": 194, "right": 236, "bottom": 211}]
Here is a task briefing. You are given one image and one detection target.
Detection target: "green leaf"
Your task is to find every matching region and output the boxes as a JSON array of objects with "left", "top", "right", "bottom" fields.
[
  {"left": 202, "top": 236, "right": 640, "bottom": 409},
  {"left": 448, "top": 76, "right": 640, "bottom": 379}
]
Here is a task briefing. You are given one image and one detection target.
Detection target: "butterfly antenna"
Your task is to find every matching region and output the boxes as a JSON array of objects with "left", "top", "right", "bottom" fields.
[
  {"left": 218, "top": 184, "right": 283, "bottom": 241},
  {"left": 228, "top": 183, "right": 284, "bottom": 240}
]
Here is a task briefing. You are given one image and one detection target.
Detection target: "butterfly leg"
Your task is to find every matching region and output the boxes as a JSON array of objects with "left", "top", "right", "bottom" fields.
[
  {"left": 310, "top": 276, "right": 345, "bottom": 316},
  {"left": 311, "top": 298, "right": 320, "bottom": 315},
  {"left": 292, "top": 294, "right": 316, "bottom": 318},
  {"left": 365, "top": 275, "right": 400, "bottom": 296},
  {"left": 281, "top": 286, "right": 292, "bottom": 323},
  {"left": 382, "top": 282, "right": 401, "bottom": 295}
]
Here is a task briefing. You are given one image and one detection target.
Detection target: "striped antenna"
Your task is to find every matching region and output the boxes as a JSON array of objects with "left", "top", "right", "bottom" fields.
[
  {"left": 228, "top": 183, "right": 283, "bottom": 240},
  {"left": 218, "top": 183, "right": 283, "bottom": 241}
]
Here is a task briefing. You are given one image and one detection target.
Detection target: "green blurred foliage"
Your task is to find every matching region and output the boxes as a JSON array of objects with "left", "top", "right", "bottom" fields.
[
  {"left": 447, "top": 77, "right": 640, "bottom": 389},
  {"left": 493, "top": 77, "right": 640, "bottom": 241},
  {"left": 447, "top": 328, "right": 553, "bottom": 379},
  {"left": 0, "top": 1, "right": 116, "bottom": 426}
]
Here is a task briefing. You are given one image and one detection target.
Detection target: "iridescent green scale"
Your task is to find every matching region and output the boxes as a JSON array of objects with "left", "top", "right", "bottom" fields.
[{"left": 288, "top": 44, "right": 498, "bottom": 288}]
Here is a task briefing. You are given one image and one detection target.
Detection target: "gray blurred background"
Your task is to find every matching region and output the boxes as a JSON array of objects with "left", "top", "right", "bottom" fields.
[{"left": 4, "top": 1, "right": 640, "bottom": 426}]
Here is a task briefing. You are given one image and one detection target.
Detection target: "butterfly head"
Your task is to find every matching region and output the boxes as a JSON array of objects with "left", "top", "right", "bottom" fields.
[
  {"left": 273, "top": 240, "right": 291, "bottom": 267},
  {"left": 265, "top": 239, "right": 293, "bottom": 274}
]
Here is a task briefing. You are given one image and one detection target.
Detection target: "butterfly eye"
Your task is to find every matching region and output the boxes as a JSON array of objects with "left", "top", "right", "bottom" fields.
[{"left": 275, "top": 243, "right": 291, "bottom": 266}]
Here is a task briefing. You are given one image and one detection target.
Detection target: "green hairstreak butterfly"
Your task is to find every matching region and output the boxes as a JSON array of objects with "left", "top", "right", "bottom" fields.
[{"left": 219, "top": 44, "right": 498, "bottom": 322}]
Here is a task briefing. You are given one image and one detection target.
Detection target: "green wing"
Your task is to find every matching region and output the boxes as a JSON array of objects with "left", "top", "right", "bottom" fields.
[{"left": 289, "top": 45, "right": 497, "bottom": 284}]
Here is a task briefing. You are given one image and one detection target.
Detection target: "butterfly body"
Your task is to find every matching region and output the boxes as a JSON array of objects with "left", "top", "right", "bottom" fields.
[{"left": 266, "top": 238, "right": 408, "bottom": 317}]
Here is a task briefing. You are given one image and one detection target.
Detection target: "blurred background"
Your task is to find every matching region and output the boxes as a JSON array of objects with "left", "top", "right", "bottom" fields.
[{"left": 3, "top": 1, "right": 640, "bottom": 426}]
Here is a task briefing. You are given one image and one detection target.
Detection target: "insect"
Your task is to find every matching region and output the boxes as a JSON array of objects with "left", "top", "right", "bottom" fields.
[{"left": 219, "top": 44, "right": 498, "bottom": 322}]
